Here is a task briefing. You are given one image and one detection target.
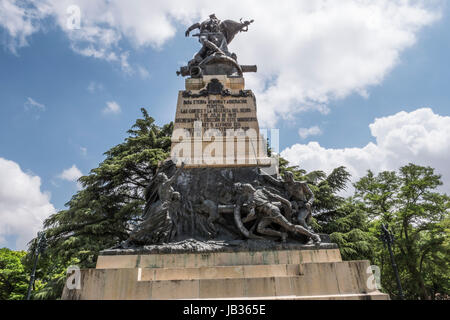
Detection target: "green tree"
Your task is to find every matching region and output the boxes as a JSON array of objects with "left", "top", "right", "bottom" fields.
[
  {"left": 354, "top": 164, "right": 450, "bottom": 300},
  {"left": 279, "top": 159, "right": 374, "bottom": 260},
  {"left": 320, "top": 199, "right": 376, "bottom": 261},
  {"left": 0, "top": 248, "right": 29, "bottom": 300},
  {"left": 28, "top": 108, "right": 173, "bottom": 299}
]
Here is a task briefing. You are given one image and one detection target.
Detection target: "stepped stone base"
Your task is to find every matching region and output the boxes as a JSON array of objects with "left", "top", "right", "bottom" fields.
[{"left": 62, "top": 245, "right": 389, "bottom": 300}]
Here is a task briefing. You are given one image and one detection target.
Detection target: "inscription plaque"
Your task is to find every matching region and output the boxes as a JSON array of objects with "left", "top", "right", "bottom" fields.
[{"left": 171, "top": 75, "right": 271, "bottom": 168}]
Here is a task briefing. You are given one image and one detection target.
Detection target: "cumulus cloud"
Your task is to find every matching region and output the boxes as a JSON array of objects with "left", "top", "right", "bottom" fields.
[
  {"left": 58, "top": 165, "right": 83, "bottom": 190},
  {"left": 103, "top": 101, "right": 121, "bottom": 114},
  {"left": 299, "top": 126, "right": 322, "bottom": 139},
  {"left": 0, "top": 0, "right": 48, "bottom": 53},
  {"left": 281, "top": 108, "right": 450, "bottom": 194},
  {"left": 0, "top": 1, "right": 442, "bottom": 125},
  {"left": 0, "top": 158, "right": 56, "bottom": 250},
  {"left": 58, "top": 165, "right": 82, "bottom": 182}
]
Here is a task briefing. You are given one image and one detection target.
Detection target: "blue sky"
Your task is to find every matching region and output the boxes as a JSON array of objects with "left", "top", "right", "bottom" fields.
[{"left": 1, "top": 0, "right": 449, "bottom": 250}]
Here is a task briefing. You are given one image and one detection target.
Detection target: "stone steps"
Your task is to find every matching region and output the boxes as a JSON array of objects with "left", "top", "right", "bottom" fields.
[
  {"left": 62, "top": 259, "right": 389, "bottom": 300},
  {"left": 96, "top": 248, "right": 343, "bottom": 269},
  {"left": 138, "top": 264, "right": 301, "bottom": 281},
  {"left": 136, "top": 261, "right": 378, "bottom": 299},
  {"left": 201, "top": 292, "right": 390, "bottom": 300}
]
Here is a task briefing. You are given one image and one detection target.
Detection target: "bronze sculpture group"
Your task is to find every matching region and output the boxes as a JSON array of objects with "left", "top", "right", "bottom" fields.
[
  {"left": 234, "top": 177, "right": 320, "bottom": 243},
  {"left": 178, "top": 14, "right": 256, "bottom": 78},
  {"left": 125, "top": 161, "right": 321, "bottom": 247}
]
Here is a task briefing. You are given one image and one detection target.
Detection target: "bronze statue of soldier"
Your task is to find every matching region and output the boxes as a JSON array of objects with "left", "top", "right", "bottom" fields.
[
  {"left": 234, "top": 183, "right": 321, "bottom": 243},
  {"left": 262, "top": 171, "right": 315, "bottom": 229},
  {"left": 184, "top": 14, "right": 254, "bottom": 68}
]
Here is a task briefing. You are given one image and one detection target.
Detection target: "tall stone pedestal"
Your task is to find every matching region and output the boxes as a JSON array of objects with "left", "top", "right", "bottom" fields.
[
  {"left": 62, "top": 244, "right": 389, "bottom": 300},
  {"left": 171, "top": 75, "right": 274, "bottom": 169}
]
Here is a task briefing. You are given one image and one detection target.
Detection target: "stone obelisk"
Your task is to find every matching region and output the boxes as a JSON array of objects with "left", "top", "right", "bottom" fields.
[{"left": 171, "top": 75, "right": 273, "bottom": 168}]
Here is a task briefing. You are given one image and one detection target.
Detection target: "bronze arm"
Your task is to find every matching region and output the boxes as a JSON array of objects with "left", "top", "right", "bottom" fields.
[
  {"left": 303, "top": 183, "right": 315, "bottom": 206},
  {"left": 260, "top": 171, "right": 283, "bottom": 188},
  {"left": 185, "top": 23, "right": 201, "bottom": 37},
  {"left": 168, "top": 162, "right": 185, "bottom": 185}
]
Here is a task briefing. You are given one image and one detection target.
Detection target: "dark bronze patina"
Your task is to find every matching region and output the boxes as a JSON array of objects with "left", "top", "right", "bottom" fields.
[{"left": 177, "top": 14, "right": 257, "bottom": 78}]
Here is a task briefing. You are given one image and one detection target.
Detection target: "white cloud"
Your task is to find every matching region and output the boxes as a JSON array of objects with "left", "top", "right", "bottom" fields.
[
  {"left": 24, "top": 97, "right": 46, "bottom": 111},
  {"left": 58, "top": 165, "right": 82, "bottom": 182},
  {"left": 0, "top": 0, "right": 47, "bottom": 53},
  {"left": 103, "top": 101, "right": 121, "bottom": 114},
  {"left": 281, "top": 108, "right": 450, "bottom": 195},
  {"left": 87, "top": 81, "right": 103, "bottom": 93},
  {"left": 298, "top": 126, "right": 322, "bottom": 139},
  {"left": 0, "top": 1, "right": 442, "bottom": 124},
  {"left": 58, "top": 165, "right": 83, "bottom": 190},
  {"left": 0, "top": 158, "right": 56, "bottom": 250}
]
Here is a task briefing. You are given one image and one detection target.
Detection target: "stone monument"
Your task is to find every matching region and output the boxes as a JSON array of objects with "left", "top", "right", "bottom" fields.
[
  {"left": 62, "top": 14, "right": 389, "bottom": 300},
  {"left": 171, "top": 15, "right": 271, "bottom": 168}
]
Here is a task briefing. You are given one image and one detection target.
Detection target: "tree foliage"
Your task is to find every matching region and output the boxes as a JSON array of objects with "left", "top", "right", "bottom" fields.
[
  {"left": 0, "top": 248, "right": 28, "bottom": 300},
  {"left": 25, "top": 108, "right": 173, "bottom": 299},
  {"left": 279, "top": 160, "right": 374, "bottom": 260},
  {"left": 44, "top": 108, "right": 172, "bottom": 265},
  {"left": 354, "top": 164, "right": 450, "bottom": 300}
]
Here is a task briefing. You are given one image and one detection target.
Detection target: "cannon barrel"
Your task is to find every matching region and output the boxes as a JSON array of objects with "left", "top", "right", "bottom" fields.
[
  {"left": 177, "top": 64, "right": 258, "bottom": 77},
  {"left": 176, "top": 66, "right": 190, "bottom": 77},
  {"left": 241, "top": 65, "right": 257, "bottom": 73}
]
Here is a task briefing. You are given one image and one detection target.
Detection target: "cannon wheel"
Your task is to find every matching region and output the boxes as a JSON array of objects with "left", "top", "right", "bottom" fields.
[{"left": 233, "top": 205, "right": 263, "bottom": 240}]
